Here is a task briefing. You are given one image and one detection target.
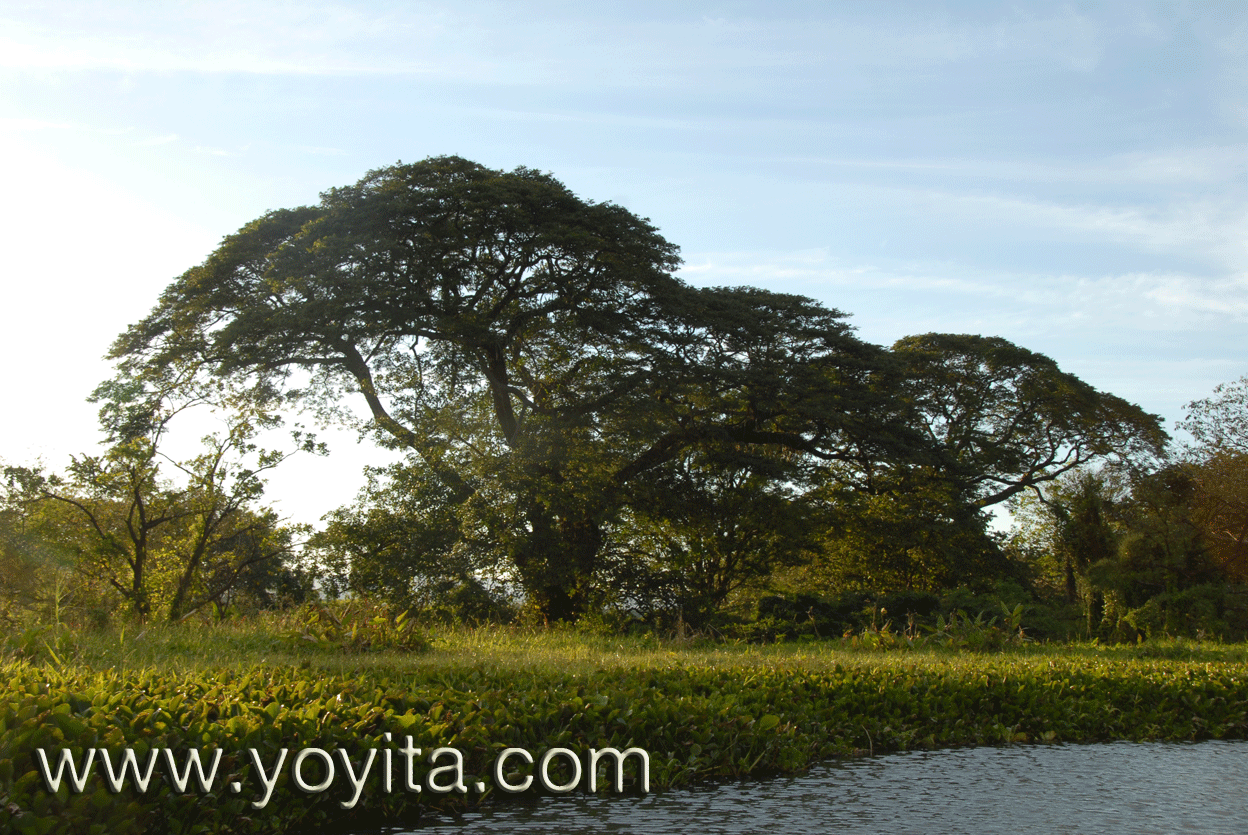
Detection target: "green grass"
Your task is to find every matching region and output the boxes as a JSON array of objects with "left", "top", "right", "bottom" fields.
[{"left": 35, "top": 611, "right": 1248, "bottom": 677}]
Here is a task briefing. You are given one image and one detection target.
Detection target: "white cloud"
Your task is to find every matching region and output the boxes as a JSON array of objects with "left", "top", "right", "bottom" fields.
[
  {"left": 677, "top": 246, "right": 1247, "bottom": 427},
  {"left": 0, "top": 2, "right": 459, "bottom": 76},
  {"left": 956, "top": 191, "right": 1247, "bottom": 257},
  {"left": 770, "top": 145, "right": 1248, "bottom": 188},
  {"left": 0, "top": 2, "right": 1117, "bottom": 83},
  {"left": 774, "top": 177, "right": 1248, "bottom": 272},
  {"left": 1143, "top": 273, "right": 1248, "bottom": 318},
  {"left": 681, "top": 249, "right": 1248, "bottom": 331},
  {"left": 137, "top": 133, "right": 178, "bottom": 146}
]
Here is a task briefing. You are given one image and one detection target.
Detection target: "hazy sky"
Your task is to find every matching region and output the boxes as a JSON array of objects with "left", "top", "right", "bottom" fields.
[{"left": 2, "top": 1, "right": 1245, "bottom": 524}]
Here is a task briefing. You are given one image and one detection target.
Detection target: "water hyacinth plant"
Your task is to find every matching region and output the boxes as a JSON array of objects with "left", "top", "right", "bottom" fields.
[{"left": 2, "top": 621, "right": 1247, "bottom": 834}]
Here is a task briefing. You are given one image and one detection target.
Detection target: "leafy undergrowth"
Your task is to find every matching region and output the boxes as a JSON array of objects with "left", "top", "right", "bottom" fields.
[{"left": 2, "top": 626, "right": 1247, "bottom": 833}]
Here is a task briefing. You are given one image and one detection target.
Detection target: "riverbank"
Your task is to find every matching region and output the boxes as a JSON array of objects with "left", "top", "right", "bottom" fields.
[{"left": 3, "top": 622, "right": 1247, "bottom": 834}]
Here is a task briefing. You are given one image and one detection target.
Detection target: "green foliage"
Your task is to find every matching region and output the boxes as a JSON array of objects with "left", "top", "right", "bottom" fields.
[
  {"left": 308, "top": 463, "right": 485, "bottom": 612},
  {"left": 285, "top": 601, "right": 431, "bottom": 653},
  {"left": 12, "top": 155, "right": 1191, "bottom": 633},
  {"left": 795, "top": 333, "right": 1166, "bottom": 603},
  {"left": 1005, "top": 466, "right": 1248, "bottom": 642},
  {"left": 0, "top": 472, "right": 100, "bottom": 629},
  {"left": 3, "top": 628, "right": 1248, "bottom": 834},
  {"left": 891, "top": 334, "right": 1167, "bottom": 509},
  {"left": 1118, "top": 584, "right": 1248, "bottom": 640},
  {"left": 756, "top": 591, "right": 870, "bottom": 635},
  {"left": 746, "top": 580, "right": 1094, "bottom": 646},
  {"left": 4, "top": 376, "right": 311, "bottom": 625},
  {"left": 996, "top": 376, "right": 1248, "bottom": 643},
  {"left": 922, "top": 605, "right": 1028, "bottom": 651},
  {"left": 1, "top": 624, "right": 79, "bottom": 666},
  {"left": 625, "top": 453, "right": 821, "bottom": 626},
  {"left": 1174, "top": 375, "right": 1248, "bottom": 586},
  {"left": 1186, "top": 450, "right": 1248, "bottom": 584},
  {"left": 749, "top": 588, "right": 998, "bottom": 645},
  {"left": 108, "top": 156, "right": 918, "bottom": 623},
  {"left": 808, "top": 479, "right": 1009, "bottom": 594},
  {"left": 1181, "top": 374, "right": 1248, "bottom": 457}
]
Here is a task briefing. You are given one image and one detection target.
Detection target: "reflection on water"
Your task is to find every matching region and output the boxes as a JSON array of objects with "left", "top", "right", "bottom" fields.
[{"left": 400, "top": 741, "right": 1248, "bottom": 834}]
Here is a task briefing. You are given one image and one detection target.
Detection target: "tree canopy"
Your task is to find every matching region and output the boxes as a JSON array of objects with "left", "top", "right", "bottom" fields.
[
  {"left": 891, "top": 333, "right": 1168, "bottom": 508},
  {"left": 112, "top": 156, "right": 902, "bottom": 620},
  {"left": 1179, "top": 375, "right": 1248, "bottom": 584},
  {"left": 0, "top": 154, "right": 1199, "bottom": 635},
  {"left": 1181, "top": 375, "right": 1248, "bottom": 458}
]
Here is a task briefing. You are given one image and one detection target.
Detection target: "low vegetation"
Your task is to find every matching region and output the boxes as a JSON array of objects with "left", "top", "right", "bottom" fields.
[{"left": 2, "top": 617, "right": 1247, "bottom": 834}]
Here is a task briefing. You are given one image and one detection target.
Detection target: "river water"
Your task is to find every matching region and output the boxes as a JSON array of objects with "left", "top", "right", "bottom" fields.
[{"left": 404, "top": 741, "right": 1248, "bottom": 834}]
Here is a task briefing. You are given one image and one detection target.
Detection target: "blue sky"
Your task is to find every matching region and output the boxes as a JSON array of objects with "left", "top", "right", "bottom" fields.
[{"left": 2, "top": 1, "right": 1245, "bottom": 523}]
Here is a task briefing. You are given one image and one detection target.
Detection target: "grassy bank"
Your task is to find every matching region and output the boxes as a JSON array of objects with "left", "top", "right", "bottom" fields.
[{"left": 3, "top": 619, "right": 1248, "bottom": 834}]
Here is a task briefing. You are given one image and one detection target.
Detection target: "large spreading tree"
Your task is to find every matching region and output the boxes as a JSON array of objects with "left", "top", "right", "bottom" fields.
[
  {"left": 890, "top": 333, "right": 1169, "bottom": 509},
  {"left": 112, "top": 156, "right": 902, "bottom": 620},
  {"left": 801, "top": 333, "right": 1168, "bottom": 595}
]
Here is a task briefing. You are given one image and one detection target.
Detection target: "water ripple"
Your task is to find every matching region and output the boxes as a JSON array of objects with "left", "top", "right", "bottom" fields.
[{"left": 399, "top": 741, "right": 1248, "bottom": 834}]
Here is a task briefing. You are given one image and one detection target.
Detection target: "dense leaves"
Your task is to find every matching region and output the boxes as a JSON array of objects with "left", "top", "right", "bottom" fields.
[
  {"left": 2, "top": 645, "right": 1246, "bottom": 834},
  {"left": 3, "top": 381, "right": 310, "bottom": 623},
  {"left": 1180, "top": 375, "right": 1248, "bottom": 583},
  {"left": 111, "top": 157, "right": 901, "bottom": 620},
  {"left": 1006, "top": 374, "right": 1248, "bottom": 641},
  {"left": 891, "top": 334, "right": 1167, "bottom": 509}
]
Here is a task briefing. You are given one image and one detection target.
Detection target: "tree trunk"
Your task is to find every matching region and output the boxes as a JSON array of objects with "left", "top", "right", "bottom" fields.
[{"left": 512, "top": 500, "right": 602, "bottom": 622}]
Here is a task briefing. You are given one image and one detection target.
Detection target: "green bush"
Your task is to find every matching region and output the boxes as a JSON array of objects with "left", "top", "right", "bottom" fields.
[{"left": 1120, "top": 584, "right": 1248, "bottom": 640}]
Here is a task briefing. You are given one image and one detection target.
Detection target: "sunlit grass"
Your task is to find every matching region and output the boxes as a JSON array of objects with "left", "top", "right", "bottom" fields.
[
  {"left": 5, "top": 611, "right": 1247, "bottom": 833},
  {"left": 30, "top": 610, "right": 1248, "bottom": 678}
]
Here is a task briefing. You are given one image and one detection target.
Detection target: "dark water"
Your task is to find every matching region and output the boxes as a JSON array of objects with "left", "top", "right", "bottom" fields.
[{"left": 404, "top": 741, "right": 1248, "bottom": 834}]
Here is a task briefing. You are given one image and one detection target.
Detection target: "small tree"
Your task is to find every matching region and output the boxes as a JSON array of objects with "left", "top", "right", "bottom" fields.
[
  {"left": 1181, "top": 375, "right": 1248, "bottom": 457},
  {"left": 309, "top": 462, "right": 484, "bottom": 614},
  {"left": 1181, "top": 376, "right": 1248, "bottom": 583},
  {"left": 12, "top": 377, "right": 315, "bottom": 622},
  {"left": 1051, "top": 470, "right": 1121, "bottom": 637},
  {"left": 0, "top": 466, "right": 90, "bottom": 626},
  {"left": 808, "top": 474, "right": 1007, "bottom": 595}
]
